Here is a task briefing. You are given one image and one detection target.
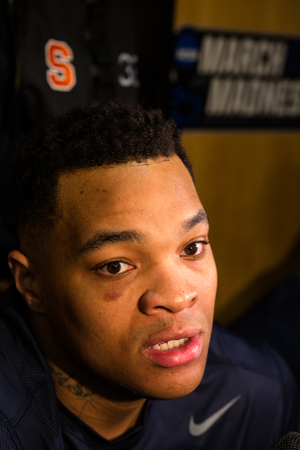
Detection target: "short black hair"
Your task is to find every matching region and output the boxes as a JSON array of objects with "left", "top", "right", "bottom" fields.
[{"left": 9, "top": 102, "right": 193, "bottom": 245}]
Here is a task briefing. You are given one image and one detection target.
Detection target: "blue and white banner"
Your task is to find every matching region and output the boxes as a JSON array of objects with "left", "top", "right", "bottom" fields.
[{"left": 168, "top": 27, "right": 300, "bottom": 129}]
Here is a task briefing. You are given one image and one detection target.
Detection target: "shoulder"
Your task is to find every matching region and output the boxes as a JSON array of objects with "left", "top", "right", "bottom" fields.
[
  {"left": 208, "top": 322, "right": 297, "bottom": 385},
  {"left": 0, "top": 284, "right": 51, "bottom": 397},
  {"left": 169, "top": 323, "right": 300, "bottom": 449},
  {"left": 0, "top": 286, "right": 63, "bottom": 449},
  {"left": 200, "top": 323, "right": 299, "bottom": 434}
]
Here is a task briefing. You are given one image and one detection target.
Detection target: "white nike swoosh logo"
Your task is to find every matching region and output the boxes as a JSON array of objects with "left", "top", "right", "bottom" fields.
[{"left": 189, "top": 395, "right": 241, "bottom": 437}]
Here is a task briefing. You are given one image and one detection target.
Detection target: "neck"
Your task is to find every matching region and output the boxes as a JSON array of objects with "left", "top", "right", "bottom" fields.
[{"left": 48, "top": 361, "right": 147, "bottom": 440}]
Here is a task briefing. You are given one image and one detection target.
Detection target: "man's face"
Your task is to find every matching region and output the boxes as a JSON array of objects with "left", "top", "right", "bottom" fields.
[{"left": 35, "top": 155, "right": 217, "bottom": 401}]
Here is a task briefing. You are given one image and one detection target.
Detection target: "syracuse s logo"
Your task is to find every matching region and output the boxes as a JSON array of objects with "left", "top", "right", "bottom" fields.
[{"left": 45, "top": 39, "right": 77, "bottom": 92}]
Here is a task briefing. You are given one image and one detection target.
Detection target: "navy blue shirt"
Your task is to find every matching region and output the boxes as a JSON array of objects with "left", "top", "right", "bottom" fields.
[{"left": 0, "top": 286, "right": 299, "bottom": 450}]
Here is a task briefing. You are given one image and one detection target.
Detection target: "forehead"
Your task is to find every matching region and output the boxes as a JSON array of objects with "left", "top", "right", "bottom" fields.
[{"left": 54, "top": 156, "right": 202, "bottom": 250}]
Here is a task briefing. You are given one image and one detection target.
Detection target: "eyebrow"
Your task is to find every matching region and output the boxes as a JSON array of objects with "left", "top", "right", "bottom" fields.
[
  {"left": 181, "top": 210, "right": 209, "bottom": 233},
  {"left": 79, "top": 230, "right": 145, "bottom": 255},
  {"left": 79, "top": 210, "right": 209, "bottom": 256}
]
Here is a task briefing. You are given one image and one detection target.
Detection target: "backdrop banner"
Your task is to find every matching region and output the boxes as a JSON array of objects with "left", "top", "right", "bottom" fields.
[{"left": 168, "top": 26, "right": 300, "bottom": 129}]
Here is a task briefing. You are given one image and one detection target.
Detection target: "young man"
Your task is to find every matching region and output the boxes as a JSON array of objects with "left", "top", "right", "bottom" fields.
[{"left": 1, "top": 103, "right": 299, "bottom": 449}]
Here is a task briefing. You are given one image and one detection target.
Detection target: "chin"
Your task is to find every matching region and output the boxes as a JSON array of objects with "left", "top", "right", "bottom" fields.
[
  {"left": 131, "top": 362, "right": 205, "bottom": 401},
  {"left": 142, "top": 379, "right": 202, "bottom": 401}
]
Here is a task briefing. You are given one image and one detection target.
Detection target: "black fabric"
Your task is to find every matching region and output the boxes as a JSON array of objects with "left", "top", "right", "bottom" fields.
[
  {"left": 0, "top": 0, "right": 19, "bottom": 278},
  {"left": 13, "top": 0, "right": 138, "bottom": 134},
  {"left": 0, "top": 422, "right": 22, "bottom": 450},
  {"left": 0, "top": 286, "right": 298, "bottom": 449}
]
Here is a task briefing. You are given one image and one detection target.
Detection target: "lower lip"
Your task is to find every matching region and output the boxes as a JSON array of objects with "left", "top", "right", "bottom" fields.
[{"left": 144, "top": 334, "right": 202, "bottom": 368}]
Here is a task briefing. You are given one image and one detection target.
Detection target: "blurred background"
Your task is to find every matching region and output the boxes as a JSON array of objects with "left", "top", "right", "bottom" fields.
[{"left": 1, "top": 0, "right": 300, "bottom": 377}]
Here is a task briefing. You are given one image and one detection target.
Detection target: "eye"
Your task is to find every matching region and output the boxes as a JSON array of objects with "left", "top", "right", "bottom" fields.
[
  {"left": 181, "top": 240, "right": 209, "bottom": 257},
  {"left": 97, "top": 261, "right": 134, "bottom": 276}
]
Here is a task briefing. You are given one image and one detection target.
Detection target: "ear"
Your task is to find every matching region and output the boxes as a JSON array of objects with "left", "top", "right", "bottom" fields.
[{"left": 8, "top": 250, "right": 46, "bottom": 313}]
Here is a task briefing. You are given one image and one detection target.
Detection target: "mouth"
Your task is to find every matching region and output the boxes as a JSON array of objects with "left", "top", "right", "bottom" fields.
[
  {"left": 150, "top": 338, "right": 189, "bottom": 350},
  {"left": 144, "top": 329, "right": 202, "bottom": 368}
]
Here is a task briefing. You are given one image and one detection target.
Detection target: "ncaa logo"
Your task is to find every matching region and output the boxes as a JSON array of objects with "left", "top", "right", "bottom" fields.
[{"left": 174, "top": 30, "right": 200, "bottom": 71}]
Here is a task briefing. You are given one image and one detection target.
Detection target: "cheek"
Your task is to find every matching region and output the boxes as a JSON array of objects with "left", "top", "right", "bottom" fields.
[
  {"left": 58, "top": 283, "right": 138, "bottom": 349},
  {"left": 49, "top": 295, "right": 135, "bottom": 376},
  {"left": 196, "top": 260, "right": 217, "bottom": 316}
]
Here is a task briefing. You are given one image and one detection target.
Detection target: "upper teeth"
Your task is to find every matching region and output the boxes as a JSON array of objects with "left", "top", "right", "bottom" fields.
[{"left": 151, "top": 338, "right": 188, "bottom": 350}]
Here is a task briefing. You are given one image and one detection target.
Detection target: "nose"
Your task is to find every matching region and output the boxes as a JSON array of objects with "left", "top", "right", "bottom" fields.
[{"left": 139, "top": 264, "right": 197, "bottom": 315}]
